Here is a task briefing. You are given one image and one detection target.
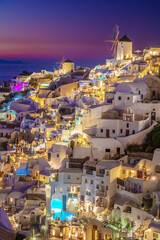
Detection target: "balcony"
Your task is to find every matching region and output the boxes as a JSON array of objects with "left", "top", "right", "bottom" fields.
[
  {"left": 96, "top": 202, "right": 106, "bottom": 208},
  {"left": 124, "top": 187, "right": 142, "bottom": 194},
  {"left": 96, "top": 190, "right": 107, "bottom": 197},
  {"left": 117, "top": 188, "right": 143, "bottom": 202},
  {"left": 96, "top": 173, "right": 104, "bottom": 177},
  {"left": 86, "top": 170, "right": 93, "bottom": 175},
  {"left": 68, "top": 193, "right": 78, "bottom": 198},
  {"left": 51, "top": 175, "right": 58, "bottom": 182},
  {"left": 67, "top": 187, "right": 80, "bottom": 193}
]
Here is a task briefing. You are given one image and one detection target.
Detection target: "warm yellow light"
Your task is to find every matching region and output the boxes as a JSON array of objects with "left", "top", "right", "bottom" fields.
[
  {"left": 151, "top": 176, "right": 156, "bottom": 180},
  {"left": 146, "top": 228, "right": 151, "bottom": 232}
]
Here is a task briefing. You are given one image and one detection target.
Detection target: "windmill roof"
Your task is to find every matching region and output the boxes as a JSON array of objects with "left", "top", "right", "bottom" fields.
[
  {"left": 63, "top": 59, "right": 73, "bottom": 63},
  {"left": 119, "top": 35, "right": 132, "bottom": 42}
]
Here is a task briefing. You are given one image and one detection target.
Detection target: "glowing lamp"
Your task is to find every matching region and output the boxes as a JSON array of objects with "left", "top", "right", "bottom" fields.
[
  {"left": 146, "top": 228, "right": 151, "bottom": 232},
  {"left": 52, "top": 229, "right": 55, "bottom": 236},
  {"left": 151, "top": 176, "right": 156, "bottom": 180}
]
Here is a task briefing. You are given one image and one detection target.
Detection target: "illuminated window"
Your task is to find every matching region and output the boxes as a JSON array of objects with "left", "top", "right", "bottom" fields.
[
  {"left": 86, "top": 190, "right": 91, "bottom": 196},
  {"left": 153, "top": 233, "right": 158, "bottom": 238},
  {"left": 54, "top": 188, "right": 57, "bottom": 193},
  {"left": 90, "top": 180, "right": 93, "bottom": 184},
  {"left": 106, "top": 171, "right": 109, "bottom": 176},
  {"left": 59, "top": 188, "right": 62, "bottom": 193}
]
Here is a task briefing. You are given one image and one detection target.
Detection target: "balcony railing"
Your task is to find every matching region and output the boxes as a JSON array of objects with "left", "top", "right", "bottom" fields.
[
  {"left": 96, "top": 202, "right": 106, "bottom": 208},
  {"left": 68, "top": 193, "right": 78, "bottom": 198},
  {"left": 86, "top": 170, "right": 93, "bottom": 175},
  {"left": 123, "top": 187, "right": 142, "bottom": 194},
  {"left": 67, "top": 188, "right": 80, "bottom": 193},
  {"left": 96, "top": 190, "right": 107, "bottom": 197},
  {"left": 96, "top": 173, "right": 104, "bottom": 177}
]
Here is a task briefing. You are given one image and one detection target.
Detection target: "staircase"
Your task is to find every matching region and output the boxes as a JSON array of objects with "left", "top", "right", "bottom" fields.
[{"left": 8, "top": 215, "right": 17, "bottom": 231}]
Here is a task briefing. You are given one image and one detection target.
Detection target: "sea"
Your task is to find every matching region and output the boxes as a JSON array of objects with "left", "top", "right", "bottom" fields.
[{"left": 0, "top": 59, "right": 105, "bottom": 82}]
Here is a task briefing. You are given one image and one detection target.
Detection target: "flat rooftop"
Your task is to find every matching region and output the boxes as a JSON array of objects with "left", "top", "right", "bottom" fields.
[
  {"left": 59, "top": 168, "right": 82, "bottom": 173},
  {"left": 96, "top": 160, "right": 120, "bottom": 170},
  {"left": 101, "top": 109, "right": 148, "bottom": 121}
]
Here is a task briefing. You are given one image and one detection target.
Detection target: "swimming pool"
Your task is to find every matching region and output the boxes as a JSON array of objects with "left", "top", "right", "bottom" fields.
[
  {"left": 51, "top": 199, "right": 74, "bottom": 221},
  {"left": 16, "top": 163, "right": 29, "bottom": 175}
]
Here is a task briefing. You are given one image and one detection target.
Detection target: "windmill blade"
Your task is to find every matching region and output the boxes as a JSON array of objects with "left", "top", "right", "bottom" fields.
[
  {"left": 105, "top": 40, "right": 114, "bottom": 43},
  {"left": 105, "top": 41, "right": 113, "bottom": 56},
  {"left": 61, "top": 56, "right": 65, "bottom": 65},
  {"left": 111, "top": 41, "right": 115, "bottom": 51},
  {"left": 105, "top": 24, "right": 120, "bottom": 58},
  {"left": 60, "top": 56, "right": 66, "bottom": 69},
  {"left": 113, "top": 24, "right": 120, "bottom": 40}
]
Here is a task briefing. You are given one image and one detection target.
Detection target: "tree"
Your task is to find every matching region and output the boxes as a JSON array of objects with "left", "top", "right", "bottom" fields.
[
  {"left": 144, "top": 123, "right": 160, "bottom": 152},
  {"left": 126, "top": 143, "right": 142, "bottom": 152}
]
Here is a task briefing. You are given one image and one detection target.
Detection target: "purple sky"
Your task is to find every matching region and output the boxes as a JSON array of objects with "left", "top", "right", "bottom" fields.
[{"left": 0, "top": 0, "right": 160, "bottom": 61}]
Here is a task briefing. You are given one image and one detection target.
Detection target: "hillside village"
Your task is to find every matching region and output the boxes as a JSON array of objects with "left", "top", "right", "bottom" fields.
[{"left": 0, "top": 35, "right": 160, "bottom": 240}]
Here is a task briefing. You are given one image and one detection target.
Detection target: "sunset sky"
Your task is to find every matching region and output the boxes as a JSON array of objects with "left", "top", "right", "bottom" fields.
[{"left": 0, "top": 0, "right": 160, "bottom": 61}]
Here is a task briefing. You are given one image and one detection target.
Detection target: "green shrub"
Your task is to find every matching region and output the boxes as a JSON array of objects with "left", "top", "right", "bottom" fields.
[
  {"left": 144, "top": 123, "right": 160, "bottom": 152},
  {"left": 127, "top": 143, "right": 142, "bottom": 152}
]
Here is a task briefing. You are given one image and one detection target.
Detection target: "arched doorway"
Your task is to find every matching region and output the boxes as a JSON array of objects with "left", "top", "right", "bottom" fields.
[{"left": 30, "top": 212, "right": 36, "bottom": 224}]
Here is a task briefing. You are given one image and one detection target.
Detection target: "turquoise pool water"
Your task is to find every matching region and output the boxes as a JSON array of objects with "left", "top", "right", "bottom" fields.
[
  {"left": 16, "top": 164, "right": 29, "bottom": 175},
  {"left": 51, "top": 199, "right": 74, "bottom": 221}
]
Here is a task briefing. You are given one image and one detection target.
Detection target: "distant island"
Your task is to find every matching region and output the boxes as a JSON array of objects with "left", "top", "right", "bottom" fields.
[{"left": 0, "top": 59, "right": 25, "bottom": 64}]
